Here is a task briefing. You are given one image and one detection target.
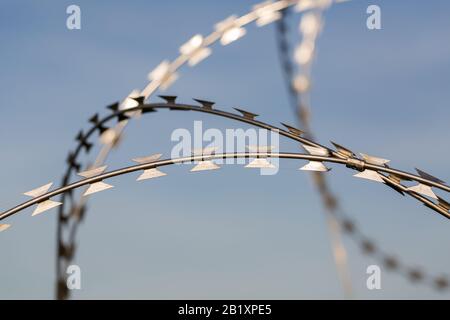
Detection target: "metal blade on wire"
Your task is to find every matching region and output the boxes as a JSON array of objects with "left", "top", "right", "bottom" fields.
[
  {"left": 24, "top": 182, "right": 62, "bottom": 216},
  {"left": 32, "top": 199, "right": 63, "bottom": 216},
  {"left": 245, "top": 145, "right": 275, "bottom": 169},
  {"left": 133, "top": 154, "right": 167, "bottom": 181},
  {"left": 360, "top": 153, "right": 390, "bottom": 166},
  {"left": 302, "top": 144, "right": 329, "bottom": 156},
  {"left": 415, "top": 168, "right": 445, "bottom": 184},
  {"left": 78, "top": 166, "right": 113, "bottom": 196},
  {"left": 179, "top": 35, "right": 211, "bottom": 66},
  {"left": 190, "top": 161, "right": 221, "bottom": 172},
  {"left": 331, "top": 141, "right": 355, "bottom": 158},
  {"left": 300, "top": 161, "right": 330, "bottom": 172},
  {"left": 137, "top": 168, "right": 167, "bottom": 181},
  {"left": 24, "top": 182, "right": 53, "bottom": 198},
  {"left": 281, "top": 122, "right": 304, "bottom": 136},
  {"left": 83, "top": 182, "right": 114, "bottom": 196},
  {"left": 353, "top": 170, "right": 385, "bottom": 183},
  {"left": 407, "top": 184, "right": 438, "bottom": 199},
  {"left": 233, "top": 107, "right": 258, "bottom": 120},
  {"left": 245, "top": 158, "right": 275, "bottom": 169}
]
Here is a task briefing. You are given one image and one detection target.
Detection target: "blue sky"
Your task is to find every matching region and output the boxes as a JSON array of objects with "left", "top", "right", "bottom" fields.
[{"left": 0, "top": 0, "right": 449, "bottom": 299}]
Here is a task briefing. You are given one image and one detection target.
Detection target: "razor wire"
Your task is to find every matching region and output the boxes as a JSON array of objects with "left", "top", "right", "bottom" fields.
[
  {"left": 1, "top": 101, "right": 448, "bottom": 299},
  {"left": 0, "top": 0, "right": 447, "bottom": 299},
  {"left": 1, "top": 100, "right": 449, "bottom": 220},
  {"left": 50, "top": 0, "right": 450, "bottom": 298}
]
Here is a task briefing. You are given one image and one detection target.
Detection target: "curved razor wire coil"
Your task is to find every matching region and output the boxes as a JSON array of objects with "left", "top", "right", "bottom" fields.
[{"left": 0, "top": 100, "right": 448, "bottom": 297}]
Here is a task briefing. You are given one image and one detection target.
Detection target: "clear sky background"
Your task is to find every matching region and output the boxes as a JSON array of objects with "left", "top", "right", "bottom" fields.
[{"left": 0, "top": 0, "right": 449, "bottom": 299}]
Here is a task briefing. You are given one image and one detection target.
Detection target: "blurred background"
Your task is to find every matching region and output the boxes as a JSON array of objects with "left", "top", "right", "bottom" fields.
[{"left": 0, "top": 0, "right": 449, "bottom": 299}]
